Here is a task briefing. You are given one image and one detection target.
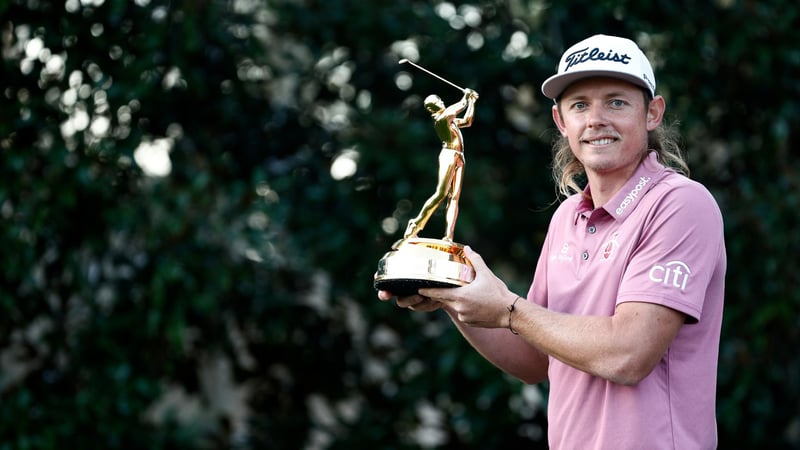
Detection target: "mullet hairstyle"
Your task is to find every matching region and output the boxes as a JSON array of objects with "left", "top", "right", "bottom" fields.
[{"left": 551, "top": 90, "right": 690, "bottom": 199}]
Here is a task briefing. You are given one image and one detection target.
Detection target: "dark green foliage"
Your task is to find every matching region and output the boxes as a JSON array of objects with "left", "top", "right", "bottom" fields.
[{"left": 1, "top": 0, "right": 798, "bottom": 448}]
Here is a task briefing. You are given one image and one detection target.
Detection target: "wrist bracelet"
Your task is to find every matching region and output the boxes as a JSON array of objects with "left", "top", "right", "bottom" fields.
[{"left": 507, "top": 295, "right": 521, "bottom": 335}]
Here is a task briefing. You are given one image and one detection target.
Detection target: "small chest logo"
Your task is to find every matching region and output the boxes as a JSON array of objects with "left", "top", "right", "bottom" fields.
[
  {"left": 648, "top": 261, "right": 691, "bottom": 291},
  {"left": 552, "top": 242, "right": 573, "bottom": 262},
  {"left": 602, "top": 232, "right": 619, "bottom": 260}
]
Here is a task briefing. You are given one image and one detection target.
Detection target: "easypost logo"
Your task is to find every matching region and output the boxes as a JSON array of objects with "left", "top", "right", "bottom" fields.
[
  {"left": 648, "top": 260, "right": 691, "bottom": 291},
  {"left": 616, "top": 176, "right": 651, "bottom": 215}
]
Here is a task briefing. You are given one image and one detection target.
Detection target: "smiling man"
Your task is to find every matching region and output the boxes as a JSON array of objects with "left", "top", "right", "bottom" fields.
[{"left": 378, "top": 34, "right": 726, "bottom": 450}]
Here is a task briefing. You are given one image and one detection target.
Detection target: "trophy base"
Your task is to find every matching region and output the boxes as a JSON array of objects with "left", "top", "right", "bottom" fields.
[{"left": 373, "top": 237, "right": 475, "bottom": 297}]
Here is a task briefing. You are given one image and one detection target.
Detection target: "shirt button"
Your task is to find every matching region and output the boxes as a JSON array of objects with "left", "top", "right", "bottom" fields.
[
  {"left": 588, "top": 225, "right": 596, "bottom": 234},
  {"left": 582, "top": 251, "right": 589, "bottom": 260}
]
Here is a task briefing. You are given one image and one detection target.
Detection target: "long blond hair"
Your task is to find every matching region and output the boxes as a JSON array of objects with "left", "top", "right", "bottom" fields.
[{"left": 551, "top": 94, "right": 689, "bottom": 198}]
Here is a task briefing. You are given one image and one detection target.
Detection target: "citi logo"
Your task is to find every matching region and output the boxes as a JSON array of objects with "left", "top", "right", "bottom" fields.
[
  {"left": 616, "top": 176, "right": 651, "bottom": 215},
  {"left": 648, "top": 261, "right": 691, "bottom": 291}
]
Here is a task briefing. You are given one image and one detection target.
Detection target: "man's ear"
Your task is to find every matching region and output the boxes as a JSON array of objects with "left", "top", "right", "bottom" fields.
[
  {"left": 552, "top": 104, "right": 568, "bottom": 137},
  {"left": 646, "top": 95, "right": 666, "bottom": 131}
]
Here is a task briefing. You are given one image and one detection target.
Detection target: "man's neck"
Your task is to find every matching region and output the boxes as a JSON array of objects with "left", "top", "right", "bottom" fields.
[{"left": 585, "top": 169, "right": 636, "bottom": 210}]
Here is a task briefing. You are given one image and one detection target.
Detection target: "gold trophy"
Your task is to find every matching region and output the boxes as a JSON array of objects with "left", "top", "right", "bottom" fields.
[{"left": 374, "top": 60, "right": 479, "bottom": 296}]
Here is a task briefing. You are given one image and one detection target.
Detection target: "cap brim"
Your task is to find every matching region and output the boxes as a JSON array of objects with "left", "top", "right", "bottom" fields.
[{"left": 541, "top": 70, "right": 652, "bottom": 100}]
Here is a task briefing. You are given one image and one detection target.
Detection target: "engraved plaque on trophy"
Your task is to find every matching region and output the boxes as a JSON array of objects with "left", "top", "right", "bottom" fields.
[{"left": 374, "top": 60, "right": 479, "bottom": 296}]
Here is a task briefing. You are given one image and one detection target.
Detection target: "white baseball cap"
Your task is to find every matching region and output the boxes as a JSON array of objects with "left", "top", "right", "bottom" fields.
[{"left": 541, "top": 34, "right": 656, "bottom": 100}]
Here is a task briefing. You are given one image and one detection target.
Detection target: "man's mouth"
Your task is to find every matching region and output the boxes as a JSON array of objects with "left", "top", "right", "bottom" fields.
[{"left": 584, "top": 137, "right": 616, "bottom": 145}]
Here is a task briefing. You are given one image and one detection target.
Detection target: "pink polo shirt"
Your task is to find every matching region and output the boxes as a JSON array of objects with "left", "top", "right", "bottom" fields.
[{"left": 527, "top": 152, "right": 726, "bottom": 449}]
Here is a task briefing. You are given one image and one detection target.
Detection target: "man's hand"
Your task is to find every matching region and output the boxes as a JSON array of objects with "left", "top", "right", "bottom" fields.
[
  {"left": 419, "top": 246, "right": 514, "bottom": 329},
  {"left": 377, "top": 290, "right": 443, "bottom": 312}
]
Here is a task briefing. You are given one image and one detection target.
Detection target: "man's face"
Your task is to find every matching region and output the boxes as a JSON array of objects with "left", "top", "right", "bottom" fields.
[{"left": 552, "top": 77, "right": 664, "bottom": 184}]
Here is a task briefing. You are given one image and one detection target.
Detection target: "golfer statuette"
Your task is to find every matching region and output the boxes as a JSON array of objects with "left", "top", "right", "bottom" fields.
[{"left": 374, "top": 60, "right": 479, "bottom": 296}]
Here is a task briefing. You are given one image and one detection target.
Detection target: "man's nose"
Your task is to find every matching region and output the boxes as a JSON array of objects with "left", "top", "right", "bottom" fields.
[{"left": 586, "top": 105, "right": 608, "bottom": 127}]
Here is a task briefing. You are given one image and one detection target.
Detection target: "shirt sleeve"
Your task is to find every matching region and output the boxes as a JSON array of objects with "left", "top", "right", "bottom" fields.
[{"left": 616, "top": 179, "right": 725, "bottom": 322}]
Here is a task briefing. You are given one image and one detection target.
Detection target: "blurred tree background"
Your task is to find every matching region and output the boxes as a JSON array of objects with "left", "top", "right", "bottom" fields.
[{"left": 1, "top": 0, "right": 798, "bottom": 448}]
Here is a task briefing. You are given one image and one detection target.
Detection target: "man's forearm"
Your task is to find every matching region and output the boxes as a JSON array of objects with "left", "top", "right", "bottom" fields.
[{"left": 443, "top": 307, "right": 548, "bottom": 384}]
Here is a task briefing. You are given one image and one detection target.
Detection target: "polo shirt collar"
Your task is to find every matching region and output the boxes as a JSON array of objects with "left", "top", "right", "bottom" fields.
[{"left": 573, "top": 152, "right": 671, "bottom": 222}]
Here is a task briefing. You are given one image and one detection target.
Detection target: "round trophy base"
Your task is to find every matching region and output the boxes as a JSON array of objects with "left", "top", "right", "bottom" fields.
[{"left": 373, "top": 237, "right": 475, "bottom": 297}]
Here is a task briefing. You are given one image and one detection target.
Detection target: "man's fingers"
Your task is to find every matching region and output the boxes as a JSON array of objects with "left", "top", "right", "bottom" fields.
[
  {"left": 396, "top": 294, "right": 425, "bottom": 308},
  {"left": 377, "top": 290, "right": 438, "bottom": 311},
  {"left": 377, "top": 290, "right": 424, "bottom": 306},
  {"left": 418, "top": 285, "right": 467, "bottom": 302},
  {"left": 377, "top": 290, "right": 394, "bottom": 301},
  {"left": 463, "top": 245, "right": 486, "bottom": 269},
  {"left": 408, "top": 298, "right": 442, "bottom": 312}
]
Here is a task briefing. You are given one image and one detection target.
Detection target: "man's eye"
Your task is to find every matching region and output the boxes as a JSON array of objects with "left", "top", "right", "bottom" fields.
[
  {"left": 573, "top": 102, "right": 587, "bottom": 110},
  {"left": 611, "top": 99, "right": 625, "bottom": 107}
]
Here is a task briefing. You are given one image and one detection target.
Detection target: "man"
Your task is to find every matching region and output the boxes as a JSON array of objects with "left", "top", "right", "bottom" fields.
[
  {"left": 404, "top": 89, "right": 479, "bottom": 241},
  {"left": 378, "top": 34, "right": 726, "bottom": 450}
]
